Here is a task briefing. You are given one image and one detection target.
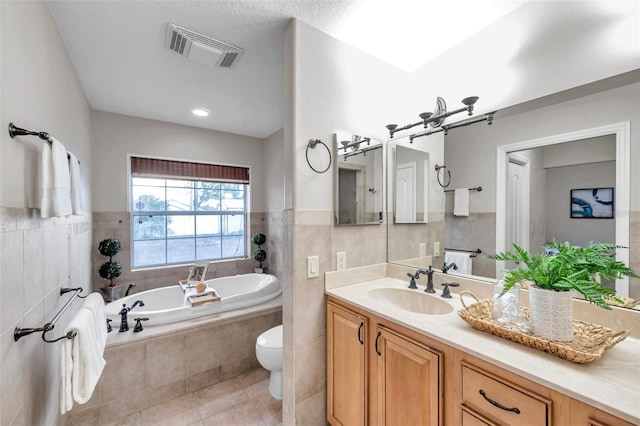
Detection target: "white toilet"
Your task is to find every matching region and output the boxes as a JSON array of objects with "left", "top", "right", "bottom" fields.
[{"left": 255, "top": 324, "right": 283, "bottom": 400}]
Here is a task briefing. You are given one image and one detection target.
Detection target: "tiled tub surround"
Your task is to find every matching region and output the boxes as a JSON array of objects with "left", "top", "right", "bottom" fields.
[
  {"left": 0, "top": 207, "right": 93, "bottom": 426},
  {"left": 92, "top": 211, "right": 270, "bottom": 294},
  {"left": 64, "top": 300, "right": 282, "bottom": 425},
  {"left": 325, "top": 264, "right": 640, "bottom": 424}
]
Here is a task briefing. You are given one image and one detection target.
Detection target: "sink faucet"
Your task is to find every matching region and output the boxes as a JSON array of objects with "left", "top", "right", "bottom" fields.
[
  {"left": 407, "top": 268, "right": 430, "bottom": 290},
  {"left": 119, "top": 300, "right": 145, "bottom": 332},
  {"left": 441, "top": 282, "right": 460, "bottom": 298},
  {"left": 442, "top": 262, "right": 458, "bottom": 274},
  {"left": 423, "top": 266, "right": 435, "bottom": 293}
]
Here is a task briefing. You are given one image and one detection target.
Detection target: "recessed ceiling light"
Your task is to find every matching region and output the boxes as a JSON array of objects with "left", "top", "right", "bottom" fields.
[{"left": 192, "top": 108, "right": 210, "bottom": 117}]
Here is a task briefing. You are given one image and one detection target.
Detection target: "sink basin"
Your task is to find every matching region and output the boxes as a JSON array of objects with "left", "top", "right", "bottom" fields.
[{"left": 367, "top": 288, "right": 454, "bottom": 315}]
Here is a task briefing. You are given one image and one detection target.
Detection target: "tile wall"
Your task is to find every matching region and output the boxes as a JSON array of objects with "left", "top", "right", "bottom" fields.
[
  {"left": 64, "top": 308, "right": 282, "bottom": 425},
  {"left": 0, "top": 207, "right": 93, "bottom": 425},
  {"left": 445, "top": 212, "right": 498, "bottom": 279},
  {"left": 92, "top": 212, "right": 270, "bottom": 294}
]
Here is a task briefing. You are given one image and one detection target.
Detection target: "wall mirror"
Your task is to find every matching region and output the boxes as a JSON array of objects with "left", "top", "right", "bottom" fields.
[
  {"left": 385, "top": 82, "right": 638, "bottom": 308},
  {"left": 394, "top": 145, "right": 429, "bottom": 223},
  {"left": 386, "top": 133, "right": 445, "bottom": 266},
  {"left": 334, "top": 132, "right": 384, "bottom": 226}
]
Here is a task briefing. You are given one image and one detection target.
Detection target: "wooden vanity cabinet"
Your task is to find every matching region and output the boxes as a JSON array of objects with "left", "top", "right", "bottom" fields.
[
  {"left": 327, "top": 297, "right": 449, "bottom": 426},
  {"left": 327, "top": 301, "right": 368, "bottom": 426}
]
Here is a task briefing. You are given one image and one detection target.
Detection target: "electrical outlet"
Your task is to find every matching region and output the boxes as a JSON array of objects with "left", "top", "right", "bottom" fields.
[
  {"left": 337, "top": 252, "right": 346, "bottom": 271},
  {"left": 419, "top": 243, "right": 426, "bottom": 258},
  {"left": 434, "top": 241, "right": 441, "bottom": 257},
  {"left": 307, "top": 256, "right": 319, "bottom": 278}
]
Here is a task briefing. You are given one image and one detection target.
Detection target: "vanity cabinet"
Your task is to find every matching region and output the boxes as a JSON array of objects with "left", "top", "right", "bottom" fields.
[
  {"left": 327, "top": 302, "right": 368, "bottom": 425},
  {"left": 327, "top": 296, "right": 635, "bottom": 426},
  {"left": 327, "top": 298, "right": 447, "bottom": 426},
  {"left": 375, "top": 326, "right": 442, "bottom": 425}
]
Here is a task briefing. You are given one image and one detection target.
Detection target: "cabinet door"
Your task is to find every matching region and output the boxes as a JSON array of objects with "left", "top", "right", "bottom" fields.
[
  {"left": 375, "top": 327, "right": 442, "bottom": 426},
  {"left": 327, "top": 302, "right": 367, "bottom": 426}
]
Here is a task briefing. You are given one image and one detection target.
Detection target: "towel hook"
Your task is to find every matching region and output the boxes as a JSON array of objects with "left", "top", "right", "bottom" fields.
[{"left": 435, "top": 164, "right": 451, "bottom": 188}]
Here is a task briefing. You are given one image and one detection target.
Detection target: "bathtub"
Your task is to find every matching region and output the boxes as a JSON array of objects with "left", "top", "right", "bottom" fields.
[{"left": 105, "top": 273, "right": 281, "bottom": 326}]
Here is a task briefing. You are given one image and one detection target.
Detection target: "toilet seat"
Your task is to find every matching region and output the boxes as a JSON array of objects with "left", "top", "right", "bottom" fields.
[{"left": 257, "top": 325, "right": 283, "bottom": 350}]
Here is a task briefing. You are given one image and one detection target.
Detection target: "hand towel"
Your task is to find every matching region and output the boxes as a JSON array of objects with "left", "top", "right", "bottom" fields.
[
  {"left": 40, "top": 142, "right": 55, "bottom": 218},
  {"left": 68, "top": 152, "right": 84, "bottom": 215},
  {"left": 454, "top": 188, "right": 469, "bottom": 217},
  {"left": 445, "top": 251, "right": 473, "bottom": 275},
  {"left": 51, "top": 138, "right": 72, "bottom": 217},
  {"left": 60, "top": 293, "right": 107, "bottom": 414}
]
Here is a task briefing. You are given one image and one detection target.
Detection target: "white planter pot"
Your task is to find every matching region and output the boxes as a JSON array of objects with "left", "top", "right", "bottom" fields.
[{"left": 528, "top": 284, "right": 574, "bottom": 341}]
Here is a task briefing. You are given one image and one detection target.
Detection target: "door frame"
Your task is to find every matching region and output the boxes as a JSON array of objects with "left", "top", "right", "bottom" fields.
[
  {"left": 495, "top": 122, "right": 630, "bottom": 296},
  {"left": 506, "top": 153, "right": 531, "bottom": 259}
]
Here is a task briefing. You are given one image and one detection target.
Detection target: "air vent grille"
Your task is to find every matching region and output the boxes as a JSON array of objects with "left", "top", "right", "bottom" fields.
[{"left": 164, "top": 23, "right": 243, "bottom": 68}]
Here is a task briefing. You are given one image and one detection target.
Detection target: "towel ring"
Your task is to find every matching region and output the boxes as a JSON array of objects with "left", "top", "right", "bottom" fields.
[
  {"left": 435, "top": 164, "right": 451, "bottom": 188},
  {"left": 306, "top": 139, "right": 332, "bottom": 173}
]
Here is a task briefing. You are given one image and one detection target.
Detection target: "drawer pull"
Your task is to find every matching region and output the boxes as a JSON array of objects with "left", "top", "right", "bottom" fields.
[
  {"left": 479, "top": 389, "right": 521, "bottom": 414},
  {"left": 357, "top": 322, "right": 364, "bottom": 345},
  {"left": 375, "top": 331, "right": 381, "bottom": 355}
]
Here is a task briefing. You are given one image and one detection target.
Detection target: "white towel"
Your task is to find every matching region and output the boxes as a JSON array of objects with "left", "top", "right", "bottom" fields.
[
  {"left": 454, "top": 188, "right": 469, "bottom": 216},
  {"left": 41, "top": 138, "right": 73, "bottom": 218},
  {"left": 40, "top": 142, "right": 54, "bottom": 218},
  {"left": 60, "top": 293, "right": 107, "bottom": 414},
  {"left": 445, "top": 251, "right": 473, "bottom": 275},
  {"left": 68, "top": 153, "right": 83, "bottom": 215}
]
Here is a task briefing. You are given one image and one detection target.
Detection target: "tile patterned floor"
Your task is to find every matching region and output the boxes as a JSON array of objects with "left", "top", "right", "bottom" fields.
[{"left": 104, "top": 368, "right": 282, "bottom": 426}]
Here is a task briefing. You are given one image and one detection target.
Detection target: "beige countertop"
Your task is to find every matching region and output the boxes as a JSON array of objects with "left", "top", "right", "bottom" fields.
[{"left": 326, "top": 272, "right": 640, "bottom": 424}]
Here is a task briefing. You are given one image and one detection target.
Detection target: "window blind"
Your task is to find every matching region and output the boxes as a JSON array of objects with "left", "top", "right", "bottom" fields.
[{"left": 131, "top": 156, "right": 249, "bottom": 184}]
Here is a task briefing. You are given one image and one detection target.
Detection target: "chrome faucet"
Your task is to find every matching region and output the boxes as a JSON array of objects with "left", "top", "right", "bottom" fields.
[
  {"left": 119, "top": 300, "right": 145, "bottom": 332},
  {"left": 442, "top": 262, "right": 458, "bottom": 274}
]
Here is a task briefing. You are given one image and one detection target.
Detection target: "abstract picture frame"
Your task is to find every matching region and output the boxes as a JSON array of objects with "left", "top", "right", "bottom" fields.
[{"left": 570, "top": 187, "right": 614, "bottom": 219}]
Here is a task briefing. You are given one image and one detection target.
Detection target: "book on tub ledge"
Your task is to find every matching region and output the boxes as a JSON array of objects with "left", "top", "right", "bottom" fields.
[{"left": 179, "top": 280, "right": 221, "bottom": 307}]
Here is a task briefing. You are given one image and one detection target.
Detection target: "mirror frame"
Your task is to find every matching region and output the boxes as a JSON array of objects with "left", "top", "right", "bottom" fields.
[{"left": 495, "top": 121, "right": 631, "bottom": 296}]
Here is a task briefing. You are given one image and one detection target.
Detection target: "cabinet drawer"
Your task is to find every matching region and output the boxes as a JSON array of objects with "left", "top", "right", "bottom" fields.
[
  {"left": 462, "top": 364, "right": 550, "bottom": 426},
  {"left": 462, "top": 405, "right": 497, "bottom": 426}
]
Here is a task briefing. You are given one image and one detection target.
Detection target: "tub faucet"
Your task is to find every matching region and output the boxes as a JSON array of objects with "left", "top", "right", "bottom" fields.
[
  {"left": 119, "top": 300, "right": 145, "bottom": 332},
  {"left": 442, "top": 262, "right": 458, "bottom": 274},
  {"left": 125, "top": 283, "right": 136, "bottom": 297}
]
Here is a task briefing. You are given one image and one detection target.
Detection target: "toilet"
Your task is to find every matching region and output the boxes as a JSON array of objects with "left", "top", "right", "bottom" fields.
[{"left": 255, "top": 324, "right": 283, "bottom": 400}]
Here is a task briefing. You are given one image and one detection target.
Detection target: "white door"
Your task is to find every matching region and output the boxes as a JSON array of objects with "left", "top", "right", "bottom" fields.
[
  {"left": 396, "top": 163, "right": 416, "bottom": 223},
  {"left": 506, "top": 157, "right": 529, "bottom": 269}
]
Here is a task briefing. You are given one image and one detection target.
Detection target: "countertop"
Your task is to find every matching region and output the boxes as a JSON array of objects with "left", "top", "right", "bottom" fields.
[{"left": 326, "top": 277, "right": 640, "bottom": 423}]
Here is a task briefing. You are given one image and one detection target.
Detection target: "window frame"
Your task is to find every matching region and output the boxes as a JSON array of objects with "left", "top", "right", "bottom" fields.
[{"left": 127, "top": 154, "right": 251, "bottom": 270}]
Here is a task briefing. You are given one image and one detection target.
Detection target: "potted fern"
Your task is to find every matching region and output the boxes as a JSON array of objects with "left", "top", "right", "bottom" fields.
[{"left": 491, "top": 241, "right": 638, "bottom": 341}]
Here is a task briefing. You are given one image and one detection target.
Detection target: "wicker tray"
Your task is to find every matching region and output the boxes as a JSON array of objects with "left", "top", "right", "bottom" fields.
[{"left": 458, "top": 291, "right": 629, "bottom": 363}]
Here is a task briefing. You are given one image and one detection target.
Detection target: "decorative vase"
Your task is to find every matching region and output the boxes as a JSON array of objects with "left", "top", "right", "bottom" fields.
[
  {"left": 528, "top": 284, "right": 574, "bottom": 341},
  {"left": 99, "top": 285, "right": 123, "bottom": 303}
]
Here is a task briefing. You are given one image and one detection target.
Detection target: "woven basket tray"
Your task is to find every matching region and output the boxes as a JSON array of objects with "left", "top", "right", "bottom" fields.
[{"left": 458, "top": 291, "right": 629, "bottom": 364}]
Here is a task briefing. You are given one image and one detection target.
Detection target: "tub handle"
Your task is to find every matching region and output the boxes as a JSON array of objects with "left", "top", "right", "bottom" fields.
[{"left": 357, "top": 322, "right": 364, "bottom": 345}]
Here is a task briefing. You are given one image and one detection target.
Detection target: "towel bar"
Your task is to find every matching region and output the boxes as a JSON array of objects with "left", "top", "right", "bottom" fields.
[
  {"left": 444, "top": 187, "right": 482, "bottom": 193},
  {"left": 8, "top": 122, "right": 80, "bottom": 164},
  {"left": 14, "top": 287, "right": 87, "bottom": 343},
  {"left": 445, "top": 248, "right": 482, "bottom": 257}
]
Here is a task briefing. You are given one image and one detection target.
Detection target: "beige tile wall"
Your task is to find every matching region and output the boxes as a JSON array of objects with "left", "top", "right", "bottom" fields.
[
  {"left": 445, "top": 212, "right": 498, "bottom": 278},
  {"left": 630, "top": 211, "right": 640, "bottom": 299},
  {"left": 0, "top": 207, "right": 93, "bottom": 425},
  {"left": 64, "top": 309, "right": 281, "bottom": 425},
  {"left": 92, "top": 212, "right": 270, "bottom": 294}
]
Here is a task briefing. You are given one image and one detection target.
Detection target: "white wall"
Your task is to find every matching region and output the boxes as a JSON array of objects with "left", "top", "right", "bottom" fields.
[
  {"left": 410, "top": 1, "right": 639, "bottom": 120},
  {"left": 546, "top": 161, "right": 616, "bottom": 247},
  {"left": 444, "top": 82, "right": 640, "bottom": 213},
  {"left": 264, "top": 128, "right": 285, "bottom": 213},
  {"left": 90, "top": 111, "right": 266, "bottom": 212},
  {"left": 1, "top": 1, "right": 91, "bottom": 209},
  {"left": 0, "top": 2, "right": 93, "bottom": 425},
  {"left": 543, "top": 136, "right": 616, "bottom": 168}
]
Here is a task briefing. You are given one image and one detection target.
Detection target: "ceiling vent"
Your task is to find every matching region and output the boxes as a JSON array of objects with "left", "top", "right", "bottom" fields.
[{"left": 164, "top": 23, "right": 243, "bottom": 68}]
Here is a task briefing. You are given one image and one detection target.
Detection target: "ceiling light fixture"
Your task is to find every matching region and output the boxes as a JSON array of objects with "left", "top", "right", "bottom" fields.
[{"left": 192, "top": 108, "right": 210, "bottom": 117}]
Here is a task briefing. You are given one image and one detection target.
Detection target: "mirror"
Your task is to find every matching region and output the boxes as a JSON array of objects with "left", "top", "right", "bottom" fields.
[
  {"left": 386, "top": 95, "right": 638, "bottom": 307},
  {"left": 394, "top": 145, "right": 429, "bottom": 223},
  {"left": 386, "top": 133, "right": 445, "bottom": 267},
  {"left": 334, "top": 132, "right": 384, "bottom": 226}
]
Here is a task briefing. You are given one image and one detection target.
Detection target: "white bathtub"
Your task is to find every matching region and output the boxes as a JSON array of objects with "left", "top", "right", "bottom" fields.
[{"left": 105, "top": 273, "right": 281, "bottom": 326}]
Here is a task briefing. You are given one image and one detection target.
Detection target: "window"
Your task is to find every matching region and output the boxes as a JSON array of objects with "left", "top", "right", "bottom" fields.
[{"left": 130, "top": 157, "right": 250, "bottom": 268}]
